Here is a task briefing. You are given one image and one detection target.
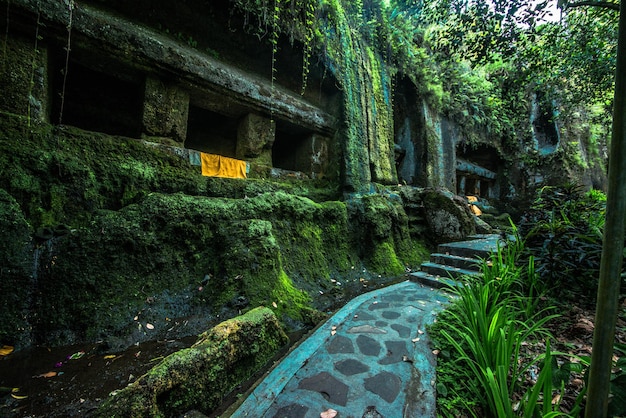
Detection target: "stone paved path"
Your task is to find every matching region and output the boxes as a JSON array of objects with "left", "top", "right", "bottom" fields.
[
  {"left": 230, "top": 281, "right": 450, "bottom": 418},
  {"left": 228, "top": 234, "right": 502, "bottom": 418}
]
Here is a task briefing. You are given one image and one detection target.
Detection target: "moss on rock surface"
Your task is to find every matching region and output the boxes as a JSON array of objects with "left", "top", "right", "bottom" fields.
[
  {"left": 94, "top": 307, "right": 289, "bottom": 417},
  {"left": 31, "top": 191, "right": 346, "bottom": 348},
  {"left": 420, "top": 189, "right": 476, "bottom": 244},
  {"left": 348, "top": 193, "right": 428, "bottom": 276},
  {"left": 0, "top": 189, "right": 33, "bottom": 348},
  {"left": 0, "top": 113, "right": 439, "bottom": 350}
]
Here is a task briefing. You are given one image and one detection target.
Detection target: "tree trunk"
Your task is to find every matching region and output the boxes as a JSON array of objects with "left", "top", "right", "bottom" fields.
[{"left": 584, "top": 2, "right": 626, "bottom": 417}]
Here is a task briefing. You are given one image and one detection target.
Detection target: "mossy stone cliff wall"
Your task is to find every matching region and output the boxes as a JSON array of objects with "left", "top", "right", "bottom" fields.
[{"left": 0, "top": 113, "right": 440, "bottom": 350}]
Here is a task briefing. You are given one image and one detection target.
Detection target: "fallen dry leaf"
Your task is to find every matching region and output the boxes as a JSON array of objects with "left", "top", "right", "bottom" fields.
[
  {"left": 11, "top": 393, "right": 28, "bottom": 400},
  {"left": 321, "top": 408, "right": 338, "bottom": 418},
  {"left": 103, "top": 355, "right": 116, "bottom": 360},
  {"left": 0, "top": 345, "right": 14, "bottom": 356},
  {"left": 35, "top": 371, "right": 57, "bottom": 378}
]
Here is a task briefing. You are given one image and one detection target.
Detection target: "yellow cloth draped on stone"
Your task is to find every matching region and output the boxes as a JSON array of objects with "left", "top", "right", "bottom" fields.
[
  {"left": 200, "top": 153, "right": 247, "bottom": 179},
  {"left": 466, "top": 195, "right": 482, "bottom": 216}
]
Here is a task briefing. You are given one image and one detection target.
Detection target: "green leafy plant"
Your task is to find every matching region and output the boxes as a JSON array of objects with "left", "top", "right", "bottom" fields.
[
  {"left": 520, "top": 340, "right": 588, "bottom": 418},
  {"left": 431, "top": 236, "right": 563, "bottom": 417},
  {"left": 519, "top": 184, "right": 608, "bottom": 302},
  {"left": 438, "top": 273, "right": 556, "bottom": 416}
]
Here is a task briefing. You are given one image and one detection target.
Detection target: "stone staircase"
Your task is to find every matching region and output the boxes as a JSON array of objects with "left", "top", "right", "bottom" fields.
[{"left": 410, "top": 234, "right": 504, "bottom": 288}]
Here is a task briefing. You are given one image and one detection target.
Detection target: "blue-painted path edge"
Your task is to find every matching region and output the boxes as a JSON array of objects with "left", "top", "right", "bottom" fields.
[{"left": 230, "top": 280, "right": 452, "bottom": 418}]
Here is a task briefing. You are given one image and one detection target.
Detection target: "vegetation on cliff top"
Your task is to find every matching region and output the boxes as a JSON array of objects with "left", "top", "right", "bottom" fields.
[{"left": 229, "top": 0, "right": 613, "bottom": 182}]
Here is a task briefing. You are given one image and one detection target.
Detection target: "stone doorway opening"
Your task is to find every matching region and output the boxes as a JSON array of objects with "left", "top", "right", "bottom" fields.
[
  {"left": 273, "top": 122, "right": 328, "bottom": 178},
  {"left": 185, "top": 105, "right": 238, "bottom": 157},
  {"left": 51, "top": 56, "right": 145, "bottom": 138}
]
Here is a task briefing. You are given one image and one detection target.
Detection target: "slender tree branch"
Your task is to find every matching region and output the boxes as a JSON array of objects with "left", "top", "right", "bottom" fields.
[{"left": 565, "top": 1, "right": 620, "bottom": 11}]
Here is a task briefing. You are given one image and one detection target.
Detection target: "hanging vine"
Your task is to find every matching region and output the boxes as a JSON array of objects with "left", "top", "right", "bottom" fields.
[
  {"left": 230, "top": 0, "right": 320, "bottom": 96},
  {"left": 269, "top": 0, "right": 280, "bottom": 119},
  {"left": 2, "top": 0, "right": 9, "bottom": 76},
  {"left": 27, "top": 3, "right": 41, "bottom": 127},
  {"left": 300, "top": 0, "right": 316, "bottom": 95},
  {"left": 58, "top": 0, "right": 74, "bottom": 125}
]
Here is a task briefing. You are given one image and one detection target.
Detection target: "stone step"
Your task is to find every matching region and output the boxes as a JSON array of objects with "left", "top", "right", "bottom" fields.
[
  {"left": 429, "top": 253, "right": 481, "bottom": 271},
  {"left": 437, "top": 236, "right": 502, "bottom": 259},
  {"left": 409, "top": 271, "right": 462, "bottom": 289},
  {"left": 420, "top": 262, "right": 481, "bottom": 279}
]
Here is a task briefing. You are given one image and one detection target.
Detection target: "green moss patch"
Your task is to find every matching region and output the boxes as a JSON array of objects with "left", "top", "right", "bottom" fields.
[
  {"left": 94, "top": 307, "right": 289, "bottom": 417},
  {"left": 0, "top": 189, "right": 33, "bottom": 348}
]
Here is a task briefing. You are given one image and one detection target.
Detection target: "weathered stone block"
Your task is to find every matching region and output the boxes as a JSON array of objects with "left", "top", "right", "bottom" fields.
[
  {"left": 0, "top": 35, "right": 48, "bottom": 123},
  {"left": 421, "top": 188, "right": 476, "bottom": 244},
  {"left": 94, "top": 307, "right": 289, "bottom": 417},
  {"left": 142, "top": 76, "right": 189, "bottom": 143},
  {"left": 295, "top": 134, "right": 329, "bottom": 178},
  {"left": 236, "top": 113, "right": 275, "bottom": 164}
]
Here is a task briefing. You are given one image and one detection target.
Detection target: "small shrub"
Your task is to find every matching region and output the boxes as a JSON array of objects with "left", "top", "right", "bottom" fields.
[{"left": 519, "top": 184, "right": 608, "bottom": 302}]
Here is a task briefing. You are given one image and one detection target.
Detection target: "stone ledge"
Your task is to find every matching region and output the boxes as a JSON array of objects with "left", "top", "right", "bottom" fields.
[{"left": 10, "top": 0, "right": 337, "bottom": 135}]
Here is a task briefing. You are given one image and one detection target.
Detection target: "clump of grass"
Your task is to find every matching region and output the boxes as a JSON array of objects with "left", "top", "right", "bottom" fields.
[{"left": 430, "top": 230, "right": 585, "bottom": 417}]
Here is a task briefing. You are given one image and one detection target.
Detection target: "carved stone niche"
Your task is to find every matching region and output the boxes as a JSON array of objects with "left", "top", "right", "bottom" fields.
[
  {"left": 300, "top": 134, "right": 329, "bottom": 178},
  {"left": 236, "top": 113, "right": 276, "bottom": 166},
  {"left": 272, "top": 130, "right": 330, "bottom": 179}
]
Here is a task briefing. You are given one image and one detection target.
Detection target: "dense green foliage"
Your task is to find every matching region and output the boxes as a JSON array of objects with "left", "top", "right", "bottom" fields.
[
  {"left": 431, "top": 183, "right": 626, "bottom": 415},
  {"left": 227, "top": 0, "right": 613, "bottom": 185},
  {"left": 430, "top": 238, "right": 584, "bottom": 417},
  {"left": 519, "top": 184, "right": 607, "bottom": 301}
]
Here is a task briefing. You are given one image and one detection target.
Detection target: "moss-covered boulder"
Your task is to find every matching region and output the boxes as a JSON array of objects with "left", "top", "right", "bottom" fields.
[
  {"left": 420, "top": 188, "right": 476, "bottom": 244},
  {"left": 0, "top": 189, "right": 33, "bottom": 348},
  {"left": 348, "top": 193, "right": 428, "bottom": 275},
  {"left": 94, "top": 307, "right": 288, "bottom": 417}
]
